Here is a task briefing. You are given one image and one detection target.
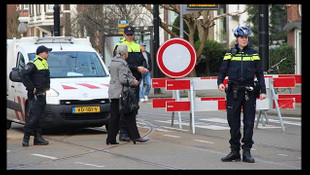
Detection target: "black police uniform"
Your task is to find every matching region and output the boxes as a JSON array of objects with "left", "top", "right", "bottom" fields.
[
  {"left": 20, "top": 51, "right": 51, "bottom": 146},
  {"left": 217, "top": 44, "right": 266, "bottom": 154}
]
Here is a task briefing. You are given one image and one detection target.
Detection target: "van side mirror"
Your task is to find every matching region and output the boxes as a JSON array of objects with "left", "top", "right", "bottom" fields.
[{"left": 9, "top": 67, "right": 22, "bottom": 82}]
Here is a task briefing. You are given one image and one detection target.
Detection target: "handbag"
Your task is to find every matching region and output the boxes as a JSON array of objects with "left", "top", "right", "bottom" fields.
[{"left": 120, "top": 84, "right": 139, "bottom": 114}]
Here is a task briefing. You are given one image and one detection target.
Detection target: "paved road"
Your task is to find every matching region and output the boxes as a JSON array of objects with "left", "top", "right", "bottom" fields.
[{"left": 7, "top": 100, "right": 301, "bottom": 170}]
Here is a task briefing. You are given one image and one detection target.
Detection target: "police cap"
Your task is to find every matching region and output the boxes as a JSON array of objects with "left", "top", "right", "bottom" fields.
[
  {"left": 36, "top": 45, "right": 52, "bottom": 55},
  {"left": 124, "top": 25, "right": 135, "bottom": 35}
]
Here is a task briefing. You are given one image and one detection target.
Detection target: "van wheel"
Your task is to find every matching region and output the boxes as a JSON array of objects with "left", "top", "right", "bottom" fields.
[{"left": 7, "top": 120, "right": 12, "bottom": 130}]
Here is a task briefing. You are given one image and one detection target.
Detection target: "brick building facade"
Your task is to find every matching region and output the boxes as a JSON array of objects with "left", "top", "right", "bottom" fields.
[{"left": 284, "top": 4, "right": 302, "bottom": 74}]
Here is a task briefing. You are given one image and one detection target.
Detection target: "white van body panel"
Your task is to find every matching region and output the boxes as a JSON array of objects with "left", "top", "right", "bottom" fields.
[
  {"left": 7, "top": 37, "right": 111, "bottom": 129},
  {"left": 47, "top": 78, "right": 110, "bottom": 105}
]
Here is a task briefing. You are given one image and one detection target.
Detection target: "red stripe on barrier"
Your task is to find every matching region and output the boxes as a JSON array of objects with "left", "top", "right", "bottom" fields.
[
  {"left": 166, "top": 79, "right": 190, "bottom": 90},
  {"left": 264, "top": 75, "right": 273, "bottom": 78},
  {"left": 273, "top": 98, "right": 295, "bottom": 109},
  {"left": 77, "top": 83, "right": 100, "bottom": 89},
  {"left": 218, "top": 100, "right": 226, "bottom": 110},
  {"left": 200, "top": 97, "right": 227, "bottom": 110},
  {"left": 273, "top": 77, "right": 295, "bottom": 88},
  {"left": 201, "top": 97, "right": 225, "bottom": 101},
  {"left": 62, "top": 85, "right": 77, "bottom": 89},
  {"left": 167, "top": 101, "right": 190, "bottom": 111},
  {"left": 278, "top": 94, "right": 301, "bottom": 103},
  {"left": 152, "top": 78, "right": 167, "bottom": 88},
  {"left": 278, "top": 74, "right": 301, "bottom": 84},
  {"left": 200, "top": 77, "right": 217, "bottom": 79},
  {"left": 152, "top": 98, "right": 175, "bottom": 108}
]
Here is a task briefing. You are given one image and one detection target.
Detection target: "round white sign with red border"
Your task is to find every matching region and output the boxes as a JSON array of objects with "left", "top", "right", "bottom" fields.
[{"left": 156, "top": 38, "right": 197, "bottom": 79}]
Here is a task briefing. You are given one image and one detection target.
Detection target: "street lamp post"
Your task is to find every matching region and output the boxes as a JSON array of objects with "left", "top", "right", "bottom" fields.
[
  {"left": 153, "top": 4, "right": 161, "bottom": 94},
  {"left": 259, "top": 4, "right": 269, "bottom": 72},
  {"left": 53, "top": 4, "right": 60, "bottom": 36}
]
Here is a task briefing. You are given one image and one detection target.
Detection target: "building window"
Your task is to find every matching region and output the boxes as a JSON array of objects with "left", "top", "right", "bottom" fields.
[
  {"left": 216, "top": 4, "right": 227, "bottom": 43},
  {"left": 24, "top": 4, "right": 29, "bottom": 10},
  {"left": 19, "top": 4, "right": 29, "bottom": 11},
  {"left": 36, "top": 4, "right": 41, "bottom": 15},
  {"left": 46, "top": 4, "right": 54, "bottom": 11},
  {"left": 45, "top": 4, "right": 54, "bottom": 15},
  {"left": 29, "top": 4, "right": 34, "bottom": 17}
]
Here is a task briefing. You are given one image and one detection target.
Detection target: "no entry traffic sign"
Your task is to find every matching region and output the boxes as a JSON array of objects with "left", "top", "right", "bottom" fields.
[{"left": 156, "top": 38, "right": 197, "bottom": 79}]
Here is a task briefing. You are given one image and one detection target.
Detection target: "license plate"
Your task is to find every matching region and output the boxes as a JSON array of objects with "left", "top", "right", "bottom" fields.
[{"left": 72, "top": 106, "right": 100, "bottom": 114}]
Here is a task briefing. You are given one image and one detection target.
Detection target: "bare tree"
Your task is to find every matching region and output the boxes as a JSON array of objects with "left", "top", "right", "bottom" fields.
[
  {"left": 72, "top": 4, "right": 152, "bottom": 53},
  {"left": 142, "top": 4, "right": 252, "bottom": 76},
  {"left": 7, "top": 9, "right": 20, "bottom": 39}
]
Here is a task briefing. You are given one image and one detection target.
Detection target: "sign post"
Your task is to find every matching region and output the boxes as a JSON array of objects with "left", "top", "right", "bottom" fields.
[
  {"left": 156, "top": 38, "right": 197, "bottom": 132},
  {"left": 118, "top": 20, "right": 129, "bottom": 34}
]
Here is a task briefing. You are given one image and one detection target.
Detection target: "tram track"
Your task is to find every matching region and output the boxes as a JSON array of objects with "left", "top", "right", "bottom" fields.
[
  {"left": 7, "top": 118, "right": 182, "bottom": 170},
  {"left": 7, "top": 111, "right": 301, "bottom": 169}
]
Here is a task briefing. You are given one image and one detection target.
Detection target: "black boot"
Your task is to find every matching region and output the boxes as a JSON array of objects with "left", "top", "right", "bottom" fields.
[
  {"left": 22, "top": 132, "right": 31, "bottom": 147},
  {"left": 34, "top": 133, "right": 49, "bottom": 145},
  {"left": 119, "top": 130, "right": 130, "bottom": 142},
  {"left": 242, "top": 148, "right": 255, "bottom": 163},
  {"left": 221, "top": 149, "right": 241, "bottom": 162},
  {"left": 132, "top": 137, "right": 149, "bottom": 144}
]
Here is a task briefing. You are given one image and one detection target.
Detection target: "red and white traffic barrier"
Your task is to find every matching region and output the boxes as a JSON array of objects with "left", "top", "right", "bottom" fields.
[{"left": 152, "top": 75, "right": 301, "bottom": 133}]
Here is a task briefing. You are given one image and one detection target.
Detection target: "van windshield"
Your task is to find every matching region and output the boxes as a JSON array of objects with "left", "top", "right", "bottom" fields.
[{"left": 28, "top": 52, "right": 108, "bottom": 78}]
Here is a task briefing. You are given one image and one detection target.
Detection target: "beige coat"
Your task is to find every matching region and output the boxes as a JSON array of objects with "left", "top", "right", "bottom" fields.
[{"left": 108, "top": 56, "right": 136, "bottom": 99}]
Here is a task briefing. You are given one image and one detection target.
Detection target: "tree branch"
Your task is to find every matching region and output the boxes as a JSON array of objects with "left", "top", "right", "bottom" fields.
[{"left": 210, "top": 4, "right": 253, "bottom": 24}]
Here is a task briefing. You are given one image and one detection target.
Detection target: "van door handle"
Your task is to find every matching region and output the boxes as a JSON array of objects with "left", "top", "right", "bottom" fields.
[{"left": 11, "top": 85, "right": 14, "bottom": 88}]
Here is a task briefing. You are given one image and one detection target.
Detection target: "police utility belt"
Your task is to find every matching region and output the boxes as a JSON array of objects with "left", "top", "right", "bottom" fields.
[
  {"left": 225, "top": 80, "right": 260, "bottom": 101},
  {"left": 34, "top": 92, "right": 46, "bottom": 101}
]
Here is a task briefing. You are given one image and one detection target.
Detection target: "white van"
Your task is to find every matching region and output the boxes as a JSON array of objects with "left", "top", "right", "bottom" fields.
[{"left": 7, "top": 37, "right": 110, "bottom": 130}]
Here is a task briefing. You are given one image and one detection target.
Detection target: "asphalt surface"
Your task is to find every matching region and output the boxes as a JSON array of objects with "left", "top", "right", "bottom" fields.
[
  {"left": 7, "top": 101, "right": 301, "bottom": 170},
  {"left": 6, "top": 84, "right": 302, "bottom": 170}
]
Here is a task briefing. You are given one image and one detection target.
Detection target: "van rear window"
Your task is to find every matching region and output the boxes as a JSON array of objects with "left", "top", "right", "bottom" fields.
[{"left": 28, "top": 52, "right": 108, "bottom": 78}]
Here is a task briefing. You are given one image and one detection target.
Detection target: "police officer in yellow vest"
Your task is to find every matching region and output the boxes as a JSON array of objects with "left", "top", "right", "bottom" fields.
[
  {"left": 218, "top": 26, "right": 267, "bottom": 163},
  {"left": 113, "top": 25, "right": 149, "bottom": 142},
  {"left": 20, "top": 45, "right": 52, "bottom": 147}
]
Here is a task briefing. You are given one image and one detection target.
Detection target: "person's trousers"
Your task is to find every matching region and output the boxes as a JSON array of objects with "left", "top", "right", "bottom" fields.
[
  {"left": 106, "top": 99, "right": 120, "bottom": 143},
  {"left": 139, "top": 72, "right": 151, "bottom": 99},
  {"left": 123, "top": 110, "right": 141, "bottom": 140},
  {"left": 226, "top": 90, "right": 256, "bottom": 151},
  {"left": 108, "top": 99, "right": 141, "bottom": 142},
  {"left": 24, "top": 94, "right": 46, "bottom": 134}
]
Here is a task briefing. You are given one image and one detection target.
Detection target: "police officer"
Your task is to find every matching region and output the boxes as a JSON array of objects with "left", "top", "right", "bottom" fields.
[
  {"left": 113, "top": 25, "right": 149, "bottom": 142},
  {"left": 20, "top": 45, "right": 52, "bottom": 147},
  {"left": 217, "top": 26, "right": 267, "bottom": 163}
]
